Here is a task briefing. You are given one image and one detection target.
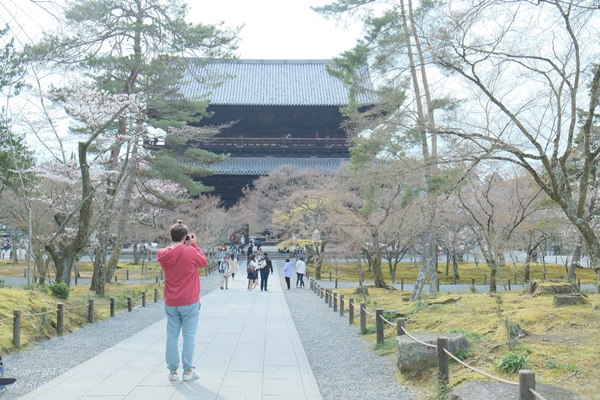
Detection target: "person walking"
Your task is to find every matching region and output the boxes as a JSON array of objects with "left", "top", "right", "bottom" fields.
[
  {"left": 247, "top": 254, "right": 259, "bottom": 292},
  {"left": 219, "top": 256, "right": 231, "bottom": 290},
  {"left": 259, "top": 253, "right": 273, "bottom": 291},
  {"left": 295, "top": 257, "right": 306, "bottom": 288},
  {"left": 283, "top": 258, "right": 293, "bottom": 290},
  {"left": 230, "top": 255, "right": 239, "bottom": 280},
  {"left": 157, "top": 220, "right": 207, "bottom": 382}
]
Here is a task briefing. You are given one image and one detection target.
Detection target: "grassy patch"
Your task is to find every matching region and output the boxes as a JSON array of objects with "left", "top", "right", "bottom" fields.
[
  {"left": 327, "top": 283, "right": 600, "bottom": 400},
  {"left": 309, "top": 260, "right": 597, "bottom": 284},
  {"left": 0, "top": 282, "right": 163, "bottom": 354}
]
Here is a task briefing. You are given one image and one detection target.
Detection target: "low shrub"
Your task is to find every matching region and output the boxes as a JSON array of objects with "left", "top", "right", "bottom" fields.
[
  {"left": 47, "top": 281, "right": 69, "bottom": 300},
  {"left": 497, "top": 352, "right": 528, "bottom": 374}
]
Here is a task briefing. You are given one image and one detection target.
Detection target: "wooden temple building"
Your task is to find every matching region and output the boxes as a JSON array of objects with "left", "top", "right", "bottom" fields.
[{"left": 177, "top": 59, "right": 377, "bottom": 207}]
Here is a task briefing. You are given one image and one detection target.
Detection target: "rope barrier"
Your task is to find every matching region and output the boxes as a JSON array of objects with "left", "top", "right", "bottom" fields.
[
  {"left": 0, "top": 315, "right": 14, "bottom": 323},
  {"left": 380, "top": 315, "right": 397, "bottom": 327},
  {"left": 529, "top": 388, "right": 546, "bottom": 400},
  {"left": 400, "top": 326, "right": 437, "bottom": 348},
  {"left": 64, "top": 305, "right": 89, "bottom": 311},
  {"left": 22, "top": 310, "right": 56, "bottom": 317},
  {"left": 361, "top": 307, "right": 375, "bottom": 317},
  {"left": 442, "top": 348, "right": 518, "bottom": 386}
]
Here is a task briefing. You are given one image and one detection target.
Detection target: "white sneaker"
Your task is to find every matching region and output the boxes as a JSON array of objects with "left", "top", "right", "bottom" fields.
[
  {"left": 168, "top": 371, "right": 178, "bottom": 381},
  {"left": 182, "top": 371, "right": 199, "bottom": 381}
]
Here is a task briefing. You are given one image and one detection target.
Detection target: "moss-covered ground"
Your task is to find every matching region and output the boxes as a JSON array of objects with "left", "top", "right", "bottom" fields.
[
  {"left": 313, "top": 259, "right": 597, "bottom": 285},
  {"left": 0, "top": 281, "right": 162, "bottom": 354},
  {"left": 319, "top": 262, "right": 599, "bottom": 399}
]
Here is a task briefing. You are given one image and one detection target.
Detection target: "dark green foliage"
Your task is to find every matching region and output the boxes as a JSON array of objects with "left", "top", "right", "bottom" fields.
[
  {"left": 47, "top": 281, "right": 70, "bottom": 300},
  {"left": 497, "top": 352, "right": 528, "bottom": 374}
]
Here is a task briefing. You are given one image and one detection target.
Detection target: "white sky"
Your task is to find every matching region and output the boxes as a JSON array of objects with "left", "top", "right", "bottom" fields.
[{"left": 188, "top": 0, "right": 362, "bottom": 60}]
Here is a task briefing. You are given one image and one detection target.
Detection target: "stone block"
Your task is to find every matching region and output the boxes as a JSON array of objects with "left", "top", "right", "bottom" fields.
[
  {"left": 553, "top": 293, "right": 585, "bottom": 306},
  {"left": 396, "top": 332, "right": 469, "bottom": 374}
]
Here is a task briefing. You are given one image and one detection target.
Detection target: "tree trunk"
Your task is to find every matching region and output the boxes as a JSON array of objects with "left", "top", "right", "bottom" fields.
[
  {"left": 133, "top": 242, "right": 140, "bottom": 265},
  {"left": 91, "top": 229, "right": 109, "bottom": 296},
  {"left": 452, "top": 248, "right": 459, "bottom": 281},
  {"left": 489, "top": 264, "right": 497, "bottom": 293},
  {"left": 568, "top": 242, "right": 582, "bottom": 282}
]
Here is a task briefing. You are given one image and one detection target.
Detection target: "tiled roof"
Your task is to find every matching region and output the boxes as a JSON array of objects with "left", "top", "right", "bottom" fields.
[
  {"left": 180, "top": 59, "right": 377, "bottom": 106},
  {"left": 213, "top": 157, "right": 347, "bottom": 175}
]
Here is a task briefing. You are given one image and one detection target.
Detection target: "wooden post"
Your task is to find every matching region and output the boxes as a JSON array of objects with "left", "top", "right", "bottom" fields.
[
  {"left": 349, "top": 298, "right": 355, "bottom": 325},
  {"left": 437, "top": 279, "right": 440, "bottom": 293},
  {"left": 142, "top": 292, "right": 146, "bottom": 307},
  {"left": 88, "top": 299, "right": 94, "bottom": 323},
  {"left": 126, "top": 269, "right": 129, "bottom": 280},
  {"left": 110, "top": 297, "right": 115, "bottom": 317},
  {"left": 154, "top": 288, "right": 158, "bottom": 303},
  {"left": 160, "top": 269, "right": 163, "bottom": 280},
  {"left": 75, "top": 273, "right": 78, "bottom": 286},
  {"left": 329, "top": 271, "right": 332, "bottom": 281},
  {"left": 24, "top": 269, "right": 26, "bottom": 278},
  {"left": 13, "top": 309, "right": 21, "bottom": 347},
  {"left": 127, "top": 296, "right": 132, "bottom": 312},
  {"left": 57, "top": 304, "right": 64, "bottom": 336},
  {"left": 578, "top": 278, "right": 581, "bottom": 289},
  {"left": 155, "top": 276, "right": 159, "bottom": 284},
  {"left": 401, "top": 277, "right": 404, "bottom": 291},
  {"left": 325, "top": 290, "right": 329, "bottom": 304},
  {"left": 340, "top": 295, "right": 345, "bottom": 317},
  {"left": 514, "top": 272, "right": 517, "bottom": 285},
  {"left": 484, "top": 274, "right": 487, "bottom": 285},
  {"left": 114, "top": 275, "right": 117, "bottom": 282},
  {"left": 508, "top": 279, "right": 511, "bottom": 291},
  {"left": 376, "top": 309, "right": 384, "bottom": 344},
  {"left": 437, "top": 337, "right": 449, "bottom": 393},
  {"left": 360, "top": 302, "right": 367, "bottom": 334},
  {"left": 397, "top": 318, "right": 405, "bottom": 336},
  {"left": 333, "top": 293, "right": 338, "bottom": 312},
  {"left": 519, "top": 369, "right": 536, "bottom": 400},
  {"left": 471, "top": 278, "right": 475, "bottom": 285},
  {"left": 335, "top": 278, "right": 338, "bottom": 289}
]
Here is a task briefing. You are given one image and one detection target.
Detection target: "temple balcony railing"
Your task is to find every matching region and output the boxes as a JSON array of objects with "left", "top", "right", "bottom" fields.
[{"left": 144, "top": 137, "right": 349, "bottom": 149}]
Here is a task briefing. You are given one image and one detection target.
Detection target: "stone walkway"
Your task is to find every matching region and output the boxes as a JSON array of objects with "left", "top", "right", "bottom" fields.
[{"left": 17, "top": 266, "right": 321, "bottom": 400}]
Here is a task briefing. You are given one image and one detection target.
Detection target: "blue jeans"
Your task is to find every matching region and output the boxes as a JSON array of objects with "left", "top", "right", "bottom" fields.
[{"left": 165, "top": 302, "right": 200, "bottom": 372}]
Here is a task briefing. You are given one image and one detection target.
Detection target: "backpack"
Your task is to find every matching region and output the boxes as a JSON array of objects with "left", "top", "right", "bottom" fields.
[{"left": 247, "top": 263, "right": 255, "bottom": 274}]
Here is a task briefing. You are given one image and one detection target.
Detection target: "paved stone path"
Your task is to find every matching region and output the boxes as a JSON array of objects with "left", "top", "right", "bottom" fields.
[{"left": 16, "top": 266, "right": 321, "bottom": 400}]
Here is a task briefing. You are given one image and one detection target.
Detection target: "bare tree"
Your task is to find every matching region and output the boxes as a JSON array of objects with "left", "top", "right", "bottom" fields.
[{"left": 431, "top": 0, "right": 600, "bottom": 289}]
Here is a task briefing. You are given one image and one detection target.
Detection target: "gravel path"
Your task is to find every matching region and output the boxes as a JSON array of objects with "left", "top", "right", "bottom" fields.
[
  {"left": 2, "top": 263, "right": 414, "bottom": 400},
  {"left": 275, "top": 261, "right": 415, "bottom": 400}
]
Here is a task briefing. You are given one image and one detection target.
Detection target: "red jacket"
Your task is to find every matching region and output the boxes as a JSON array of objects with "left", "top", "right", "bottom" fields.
[{"left": 157, "top": 243, "right": 208, "bottom": 306}]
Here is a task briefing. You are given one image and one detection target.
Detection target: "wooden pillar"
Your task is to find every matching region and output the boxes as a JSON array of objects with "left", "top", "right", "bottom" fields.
[
  {"left": 437, "top": 337, "right": 449, "bottom": 393},
  {"left": 57, "top": 304, "right": 64, "bottom": 336},
  {"left": 154, "top": 288, "right": 158, "bottom": 303},
  {"left": 88, "top": 299, "right": 94, "bottom": 323},
  {"left": 360, "top": 302, "right": 367, "bottom": 334},
  {"left": 110, "top": 297, "right": 115, "bottom": 317},
  {"left": 333, "top": 294, "right": 338, "bottom": 312},
  {"left": 340, "top": 295, "right": 345, "bottom": 317},
  {"left": 142, "top": 292, "right": 146, "bottom": 307},
  {"left": 397, "top": 318, "right": 406, "bottom": 336},
  {"left": 519, "top": 370, "right": 536, "bottom": 400},
  {"left": 376, "top": 309, "right": 384, "bottom": 344},
  {"left": 127, "top": 296, "right": 132, "bottom": 312},
  {"left": 349, "top": 298, "right": 355, "bottom": 325},
  {"left": 13, "top": 309, "right": 21, "bottom": 347}
]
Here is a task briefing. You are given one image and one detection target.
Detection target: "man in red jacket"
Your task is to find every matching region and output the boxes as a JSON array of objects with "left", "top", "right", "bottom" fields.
[{"left": 157, "top": 220, "right": 208, "bottom": 382}]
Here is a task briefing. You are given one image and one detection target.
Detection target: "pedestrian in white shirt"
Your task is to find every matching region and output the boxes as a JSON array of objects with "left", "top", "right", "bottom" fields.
[{"left": 295, "top": 257, "right": 306, "bottom": 288}]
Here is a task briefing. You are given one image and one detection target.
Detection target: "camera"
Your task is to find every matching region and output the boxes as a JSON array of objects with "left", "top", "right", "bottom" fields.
[{"left": 186, "top": 235, "right": 190, "bottom": 241}]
